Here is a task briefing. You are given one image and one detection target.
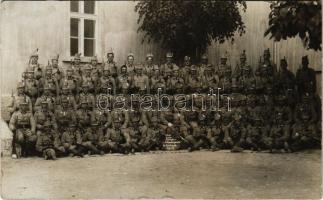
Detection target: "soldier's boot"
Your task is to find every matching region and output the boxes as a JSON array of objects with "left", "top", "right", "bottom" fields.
[
  {"left": 15, "top": 143, "right": 22, "bottom": 159},
  {"left": 89, "top": 145, "right": 101, "bottom": 155},
  {"left": 71, "top": 148, "right": 83, "bottom": 157}
]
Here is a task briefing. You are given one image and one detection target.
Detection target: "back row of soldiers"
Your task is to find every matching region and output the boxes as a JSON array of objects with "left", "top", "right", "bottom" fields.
[{"left": 8, "top": 48, "right": 321, "bottom": 159}]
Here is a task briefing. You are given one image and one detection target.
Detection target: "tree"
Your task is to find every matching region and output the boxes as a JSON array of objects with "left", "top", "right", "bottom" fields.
[
  {"left": 265, "top": 1, "right": 321, "bottom": 51},
  {"left": 135, "top": 0, "right": 246, "bottom": 61}
]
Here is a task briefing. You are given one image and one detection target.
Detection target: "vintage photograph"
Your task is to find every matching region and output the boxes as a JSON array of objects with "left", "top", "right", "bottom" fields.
[{"left": 0, "top": 1, "right": 322, "bottom": 199}]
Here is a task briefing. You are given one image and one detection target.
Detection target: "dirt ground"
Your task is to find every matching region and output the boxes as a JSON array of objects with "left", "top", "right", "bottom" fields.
[{"left": 0, "top": 150, "right": 321, "bottom": 199}]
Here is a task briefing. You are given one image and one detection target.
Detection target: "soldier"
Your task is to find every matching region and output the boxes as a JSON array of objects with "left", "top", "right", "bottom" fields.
[
  {"left": 108, "top": 96, "right": 129, "bottom": 129},
  {"left": 179, "top": 56, "right": 192, "bottom": 82},
  {"left": 81, "top": 121, "right": 102, "bottom": 155},
  {"left": 201, "top": 64, "right": 219, "bottom": 92},
  {"left": 34, "top": 84, "right": 56, "bottom": 112},
  {"left": 72, "top": 53, "right": 83, "bottom": 80},
  {"left": 56, "top": 83, "right": 77, "bottom": 111},
  {"left": 223, "top": 113, "right": 246, "bottom": 152},
  {"left": 132, "top": 64, "right": 150, "bottom": 94},
  {"left": 144, "top": 53, "right": 159, "bottom": 78},
  {"left": 123, "top": 53, "right": 136, "bottom": 76},
  {"left": 104, "top": 119, "right": 128, "bottom": 153},
  {"left": 187, "top": 65, "right": 203, "bottom": 93},
  {"left": 34, "top": 101, "right": 57, "bottom": 137},
  {"left": 291, "top": 95, "right": 319, "bottom": 151},
  {"left": 207, "top": 113, "right": 224, "bottom": 151},
  {"left": 99, "top": 66, "right": 116, "bottom": 95},
  {"left": 150, "top": 68, "right": 166, "bottom": 93},
  {"left": 38, "top": 64, "right": 59, "bottom": 96},
  {"left": 75, "top": 99, "right": 92, "bottom": 132},
  {"left": 240, "top": 64, "right": 256, "bottom": 94},
  {"left": 166, "top": 69, "right": 185, "bottom": 94},
  {"left": 276, "top": 58, "right": 296, "bottom": 107},
  {"left": 51, "top": 54, "right": 64, "bottom": 86},
  {"left": 28, "top": 49, "right": 43, "bottom": 81},
  {"left": 245, "top": 115, "right": 269, "bottom": 152},
  {"left": 234, "top": 50, "right": 252, "bottom": 79},
  {"left": 296, "top": 55, "right": 317, "bottom": 98},
  {"left": 8, "top": 82, "right": 33, "bottom": 115},
  {"left": 60, "top": 65, "right": 79, "bottom": 95},
  {"left": 268, "top": 95, "right": 293, "bottom": 153},
  {"left": 257, "top": 48, "right": 276, "bottom": 77},
  {"left": 90, "top": 55, "right": 103, "bottom": 83},
  {"left": 23, "top": 67, "right": 39, "bottom": 104},
  {"left": 61, "top": 122, "right": 83, "bottom": 157},
  {"left": 218, "top": 54, "right": 232, "bottom": 80},
  {"left": 160, "top": 52, "right": 179, "bottom": 80},
  {"left": 117, "top": 65, "right": 132, "bottom": 94},
  {"left": 104, "top": 48, "right": 118, "bottom": 78},
  {"left": 198, "top": 54, "right": 212, "bottom": 77},
  {"left": 55, "top": 96, "right": 76, "bottom": 133},
  {"left": 9, "top": 99, "right": 36, "bottom": 158},
  {"left": 76, "top": 82, "right": 96, "bottom": 110},
  {"left": 35, "top": 121, "right": 61, "bottom": 160},
  {"left": 81, "top": 64, "right": 95, "bottom": 93},
  {"left": 139, "top": 116, "right": 164, "bottom": 151}
]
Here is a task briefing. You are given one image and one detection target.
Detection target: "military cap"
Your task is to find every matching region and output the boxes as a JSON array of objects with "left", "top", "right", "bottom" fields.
[
  {"left": 264, "top": 48, "right": 270, "bottom": 55},
  {"left": 127, "top": 53, "right": 134, "bottom": 58},
  {"left": 190, "top": 65, "right": 197, "bottom": 71},
  {"left": 17, "top": 82, "right": 25, "bottom": 89},
  {"left": 74, "top": 53, "right": 81, "bottom": 60},
  {"left": 240, "top": 50, "right": 246, "bottom": 59},
  {"left": 146, "top": 53, "right": 154, "bottom": 58},
  {"left": 107, "top": 48, "right": 114, "bottom": 55},
  {"left": 201, "top": 54, "right": 208, "bottom": 60},
  {"left": 166, "top": 52, "right": 173, "bottom": 58},
  {"left": 91, "top": 55, "right": 98, "bottom": 61},
  {"left": 184, "top": 56, "right": 191, "bottom": 61},
  {"left": 84, "top": 64, "right": 92, "bottom": 71},
  {"left": 30, "top": 48, "right": 39, "bottom": 58},
  {"left": 52, "top": 54, "right": 59, "bottom": 61}
]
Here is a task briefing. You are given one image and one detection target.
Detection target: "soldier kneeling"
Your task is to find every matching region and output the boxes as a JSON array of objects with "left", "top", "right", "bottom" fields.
[
  {"left": 103, "top": 120, "right": 128, "bottom": 154},
  {"left": 81, "top": 122, "right": 102, "bottom": 155},
  {"left": 139, "top": 116, "right": 164, "bottom": 151}
]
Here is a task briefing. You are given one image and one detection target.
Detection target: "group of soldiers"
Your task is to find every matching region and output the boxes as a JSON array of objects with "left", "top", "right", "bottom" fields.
[{"left": 7, "top": 48, "right": 321, "bottom": 160}]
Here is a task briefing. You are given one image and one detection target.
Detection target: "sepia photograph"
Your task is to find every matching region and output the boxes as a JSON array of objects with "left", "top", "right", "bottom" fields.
[{"left": 0, "top": 0, "right": 322, "bottom": 199}]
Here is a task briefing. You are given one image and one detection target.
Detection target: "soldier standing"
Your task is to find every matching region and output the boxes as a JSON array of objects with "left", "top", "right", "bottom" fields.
[
  {"left": 76, "top": 82, "right": 96, "bottom": 110},
  {"left": 28, "top": 49, "right": 43, "bottom": 81},
  {"left": 257, "top": 48, "right": 276, "bottom": 77},
  {"left": 277, "top": 58, "right": 296, "bottom": 107},
  {"left": 132, "top": 64, "right": 150, "bottom": 94},
  {"left": 23, "top": 67, "right": 39, "bottom": 104},
  {"left": 117, "top": 65, "right": 132, "bottom": 94},
  {"left": 72, "top": 53, "right": 83, "bottom": 80},
  {"left": 124, "top": 53, "right": 136, "bottom": 76},
  {"left": 60, "top": 66, "right": 79, "bottom": 95},
  {"left": 179, "top": 56, "right": 192, "bottom": 82},
  {"left": 144, "top": 53, "right": 159, "bottom": 78},
  {"left": 296, "top": 55, "right": 317, "bottom": 98},
  {"left": 81, "top": 64, "right": 95, "bottom": 93},
  {"left": 39, "top": 65, "right": 59, "bottom": 96},
  {"left": 198, "top": 54, "right": 212, "bottom": 78},
  {"left": 104, "top": 48, "right": 118, "bottom": 78},
  {"left": 9, "top": 99, "right": 36, "bottom": 158},
  {"left": 187, "top": 65, "right": 203, "bottom": 93},
  {"left": 160, "top": 52, "right": 179, "bottom": 80},
  {"left": 150, "top": 68, "right": 166, "bottom": 93},
  {"left": 99, "top": 67, "right": 116, "bottom": 95},
  {"left": 201, "top": 64, "right": 219, "bottom": 92},
  {"left": 166, "top": 69, "right": 185, "bottom": 94},
  {"left": 56, "top": 83, "right": 77, "bottom": 111},
  {"left": 51, "top": 54, "right": 64, "bottom": 86},
  {"left": 34, "top": 84, "right": 56, "bottom": 113},
  {"left": 90, "top": 55, "right": 103, "bottom": 83}
]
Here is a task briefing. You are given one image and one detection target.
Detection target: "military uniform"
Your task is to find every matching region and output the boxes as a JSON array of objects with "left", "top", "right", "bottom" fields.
[
  {"left": 223, "top": 114, "right": 246, "bottom": 152},
  {"left": 34, "top": 101, "right": 57, "bottom": 137},
  {"left": 71, "top": 53, "right": 83, "bottom": 80},
  {"left": 36, "top": 121, "right": 61, "bottom": 160},
  {"left": 56, "top": 84, "right": 77, "bottom": 111},
  {"left": 117, "top": 66, "right": 132, "bottom": 94},
  {"left": 8, "top": 82, "right": 33, "bottom": 115},
  {"left": 34, "top": 85, "right": 56, "bottom": 112},
  {"left": 206, "top": 113, "right": 224, "bottom": 151},
  {"left": 132, "top": 65, "right": 150, "bottom": 94},
  {"left": 166, "top": 69, "right": 185, "bottom": 94},
  {"left": 60, "top": 66, "right": 79, "bottom": 95},
  {"left": 81, "top": 64, "right": 96, "bottom": 93},
  {"left": 296, "top": 56, "right": 317, "bottom": 97},
  {"left": 277, "top": 58, "right": 296, "bottom": 106},
  {"left": 76, "top": 83, "right": 96, "bottom": 110},
  {"left": 55, "top": 96, "right": 76, "bottom": 132},
  {"left": 150, "top": 68, "right": 166, "bottom": 93},
  {"left": 139, "top": 116, "right": 164, "bottom": 151},
  {"left": 161, "top": 52, "right": 179, "bottom": 80},
  {"left": 51, "top": 54, "right": 64, "bottom": 86},
  {"left": 187, "top": 65, "right": 203, "bottom": 93},
  {"left": 9, "top": 100, "right": 36, "bottom": 158},
  {"left": 144, "top": 53, "right": 159, "bottom": 78},
  {"left": 201, "top": 65, "right": 219, "bottom": 92},
  {"left": 104, "top": 48, "right": 119, "bottom": 78},
  {"left": 23, "top": 69, "right": 39, "bottom": 104},
  {"left": 61, "top": 123, "right": 83, "bottom": 157},
  {"left": 99, "top": 67, "right": 116, "bottom": 95},
  {"left": 103, "top": 121, "right": 128, "bottom": 153},
  {"left": 81, "top": 122, "right": 102, "bottom": 155},
  {"left": 38, "top": 65, "right": 59, "bottom": 96},
  {"left": 256, "top": 49, "right": 276, "bottom": 77}
]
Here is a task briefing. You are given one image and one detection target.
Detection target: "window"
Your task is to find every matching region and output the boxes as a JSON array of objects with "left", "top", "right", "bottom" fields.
[{"left": 70, "top": 1, "right": 97, "bottom": 57}]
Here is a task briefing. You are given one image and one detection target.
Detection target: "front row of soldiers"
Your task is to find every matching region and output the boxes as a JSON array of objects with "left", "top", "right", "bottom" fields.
[{"left": 9, "top": 88, "right": 320, "bottom": 160}]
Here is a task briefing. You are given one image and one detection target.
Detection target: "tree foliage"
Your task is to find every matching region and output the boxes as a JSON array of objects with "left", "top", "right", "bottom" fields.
[
  {"left": 135, "top": 0, "right": 246, "bottom": 60},
  {"left": 265, "top": 1, "right": 321, "bottom": 51}
]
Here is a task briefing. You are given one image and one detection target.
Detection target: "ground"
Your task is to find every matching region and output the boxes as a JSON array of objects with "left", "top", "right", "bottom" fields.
[{"left": 0, "top": 150, "right": 321, "bottom": 199}]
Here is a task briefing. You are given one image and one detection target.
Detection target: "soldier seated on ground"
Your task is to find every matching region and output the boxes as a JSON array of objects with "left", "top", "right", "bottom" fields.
[
  {"left": 61, "top": 122, "right": 83, "bottom": 157},
  {"left": 206, "top": 113, "right": 224, "bottom": 151},
  {"left": 139, "top": 116, "right": 164, "bottom": 151},
  {"left": 35, "top": 121, "right": 61, "bottom": 160},
  {"left": 105, "top": 120, "right": 128, "bottom": 154},
  {"left": 223, "top": 113, "right": 246, "bottom": 153},
  {"left": 81, "top": 122, "right": 103, "bottom": 155}
]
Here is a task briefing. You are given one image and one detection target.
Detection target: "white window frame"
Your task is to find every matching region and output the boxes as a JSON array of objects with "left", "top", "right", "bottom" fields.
[{"left": 69, "top": 1, "right": 99, "bottom": 59}]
